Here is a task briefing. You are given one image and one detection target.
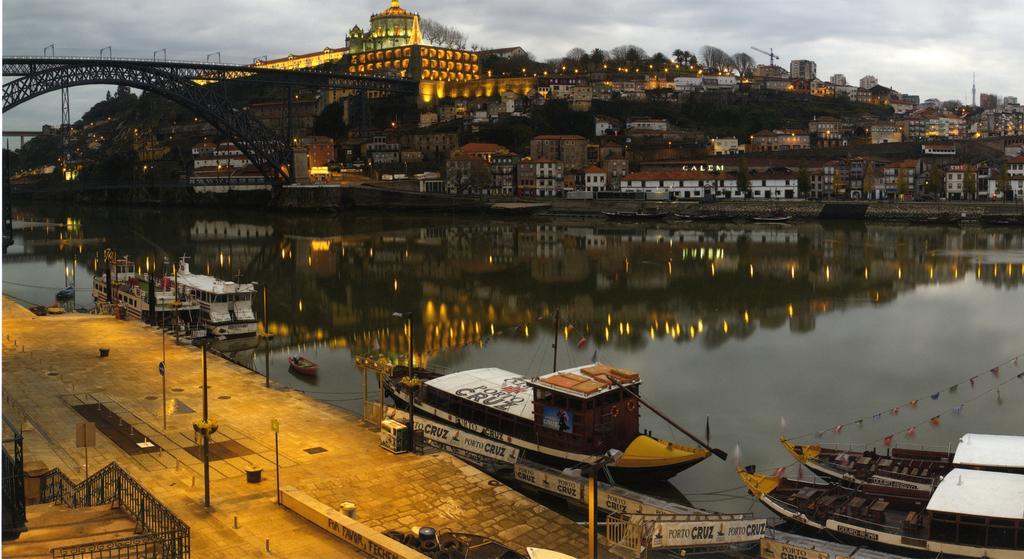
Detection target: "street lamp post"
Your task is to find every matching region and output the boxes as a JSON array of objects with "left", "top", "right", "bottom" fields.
[
  {"left": 392, "top": 311, "right": 417, "bottom": 452},
  {"left": 202, "top": 339, "right": 210, "bottom": 508},
  {"left": 190, "top": 336, "right": 216, "bottom": 510},
  {"left": 582, "top": 450, "right": 622, "bottom": 559}
]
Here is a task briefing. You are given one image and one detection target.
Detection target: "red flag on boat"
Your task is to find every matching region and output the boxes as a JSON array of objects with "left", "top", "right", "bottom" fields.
[
  {"left": 883, "top": 434, "right": 894, "bottom": 447},
  {"left": 576, "top": 337, "right": 587, "bottom": 348}
]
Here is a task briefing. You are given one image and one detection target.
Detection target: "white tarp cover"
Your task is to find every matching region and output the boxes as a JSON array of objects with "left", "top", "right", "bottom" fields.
[
  {"left": 953, "top": 433, "right": 1024, "bottom": 469},
  {"left": 425, "top": 368, "right": 534, "bottom": 420},
  {"left": 927, "top": 468, "right": 1024, "bottom": 519}
]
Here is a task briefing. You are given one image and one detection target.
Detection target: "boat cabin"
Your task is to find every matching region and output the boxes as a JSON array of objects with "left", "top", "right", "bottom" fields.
[
  {"left": 419, "top": 363, "right": 643, "bottom": 456},
  {"left": 925, "top": 468, "right": 1024, "bottom": 551},
  {"left": 528, "top": 364, "right": 641, "bottom": 456}
]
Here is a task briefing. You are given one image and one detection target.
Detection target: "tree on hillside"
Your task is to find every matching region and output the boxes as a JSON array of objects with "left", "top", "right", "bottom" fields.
[
  {"left": 963, "top": 164, "right": 978, "bottom": 199},
  {"left": 997, "top": 162, "right": 1011, "bottom": 198},
  {"left": 610, "top": 45, "right": 647, "bottom": 64},
  {"left": 737, "top": 157, "right": 749, "bottom": 196},
  {"left": 313, "top": 101, "right": 350, "bottom": 144},
  {"left": 732, "top": 53, "right": 755, "bottom": 76},
  {"left": 927, "top": 165, "right": 945, "bottom": 196},
  {"left": 831, "top": 169, "right": 845, "bottom": 198},
  {"left": 699, "top": 45, "right": 734, "bottom": 72},
  {"left": 421, "top": 19, "right": 467, "bottom": 49},
  {"left": 650, "top": 52, "right": 669, "bottom": 67},
  {"left": 564, "top": 48, "right": 587, "bottom": 63},
  {"left": 798, "top": 162, "right": 810, "bottom": 196},
  {"left": 589, "top": 48, "right": 608, "bottom": 70},
  {"left": 896, "top": 168, "right": 909, "bottom": 198},
  {"left": 863, "top": 162, "right": 877, "bottom": 199}
]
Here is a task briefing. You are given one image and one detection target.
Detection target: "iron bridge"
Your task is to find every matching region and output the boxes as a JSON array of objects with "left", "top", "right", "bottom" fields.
[{"left": 1, "top": 56, "right": 418, "bottom": 186}]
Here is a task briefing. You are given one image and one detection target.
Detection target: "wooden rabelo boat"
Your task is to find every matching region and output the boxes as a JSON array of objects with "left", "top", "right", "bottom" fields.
[
  {"left": 288, "top": 356, "right": 319, "bottom": 376},
  {"left": 385, "top": 363, "right": 710, "bottom": 484},
  {"left": 739, "top": 466, "right": 1024, "bottom": 558},
  {"left": 781, "top": 433, "right": 1024, "bottom": 492}
]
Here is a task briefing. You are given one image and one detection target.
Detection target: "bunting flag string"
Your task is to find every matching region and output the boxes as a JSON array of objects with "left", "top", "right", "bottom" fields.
[
  {"left": 790, "top": 351, "right": 1024, "bottom": 443},
  {"left": 874, "top": 370, "right": 1024, "bottom": 449}
]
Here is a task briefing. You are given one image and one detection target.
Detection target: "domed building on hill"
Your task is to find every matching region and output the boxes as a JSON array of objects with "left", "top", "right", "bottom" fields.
[{"left": 346, "top": 0, "right": 423, "bottom": 54}]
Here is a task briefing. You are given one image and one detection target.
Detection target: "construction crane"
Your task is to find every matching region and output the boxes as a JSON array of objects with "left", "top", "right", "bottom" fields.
[{"left": 751, "top": 46, "right": 778, "bottom": 67}]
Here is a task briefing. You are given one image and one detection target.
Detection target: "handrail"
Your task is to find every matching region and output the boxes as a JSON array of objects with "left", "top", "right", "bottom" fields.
[
  {"left": 2, "top": 415, "right": 27, "bottom": 534},
  {"left": 1, "top": 55, "right": 417, "bottom": 82},
  {"left": 37, "top": 462, "right": 189, "bottom": 558}
]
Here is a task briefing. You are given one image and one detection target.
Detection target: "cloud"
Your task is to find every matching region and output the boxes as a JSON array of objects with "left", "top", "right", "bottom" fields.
[{"left": 3, "top": 0, "right": 1021, "bottom": 130}]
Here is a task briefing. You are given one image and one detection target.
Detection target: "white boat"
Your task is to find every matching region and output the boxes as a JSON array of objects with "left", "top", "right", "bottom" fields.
[
  {"left": 173, "top": 257, "right": 258, "bottom": 340},
  {"left": 91, "top": 255, "right": 199, "bottom": 325},
  {"left": 740, "top": 466, "right": 1024, "bottom": 558}
]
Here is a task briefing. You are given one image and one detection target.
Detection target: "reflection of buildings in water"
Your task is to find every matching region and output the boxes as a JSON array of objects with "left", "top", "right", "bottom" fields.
[
  {"left": 208, "top": 221, "right": 1024, "bottom": 360},
  {"left": 189, "top": 221, "right": 273, "bottom": 241},
  {"left": 189, "top": 220, "right": 277, "bottom": 280}
]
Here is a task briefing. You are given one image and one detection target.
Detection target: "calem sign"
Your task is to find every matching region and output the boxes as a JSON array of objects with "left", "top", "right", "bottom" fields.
[{"left": 682, "top": 164, "right": 726, "bottom": 172}]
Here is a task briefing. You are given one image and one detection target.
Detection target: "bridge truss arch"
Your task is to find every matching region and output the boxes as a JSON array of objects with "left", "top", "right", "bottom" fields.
[{"left": 2, "top": 60, "right": 297, "bottom": 185}]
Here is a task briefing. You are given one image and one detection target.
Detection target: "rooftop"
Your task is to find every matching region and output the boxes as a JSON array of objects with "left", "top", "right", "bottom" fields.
[
  {"left": 529, "top": 363, "right": 640, "bottom": 399},
  {"left": 426, "top": 368, "right": 533, "bottom": 420},
  {"left": 953, "top": 433, "right": 1024, "bottom": 470},
  {"left": 927, "top": 468, "right": 1024, "bottom": 519},
  {"left": 533, "top": 134, "right": 587, "bottom": 141}
]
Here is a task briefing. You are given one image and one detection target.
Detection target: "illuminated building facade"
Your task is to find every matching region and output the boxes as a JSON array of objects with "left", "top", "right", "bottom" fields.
[
  {"left": 346, "top": 0, "right": 422, "bottom": 54},
  {"left": 252, "top": 48, "right": 348, "bottom": 71}
]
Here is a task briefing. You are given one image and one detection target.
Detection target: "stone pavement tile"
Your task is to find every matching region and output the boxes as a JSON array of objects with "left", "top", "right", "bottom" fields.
[{"left": 3, "top": 298, "right": 592, "bottom": 558}]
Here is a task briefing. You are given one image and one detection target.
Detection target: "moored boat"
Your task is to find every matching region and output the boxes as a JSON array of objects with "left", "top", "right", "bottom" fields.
[
  {"left": 781, "top": 433, "right": 1024, "bottom": 493},
  {"left": 752, "top": 215, "right": 792, "bottom": 222},
  {"left": 173, "top": 257, "right": 258, "bottom": 339},
  {"left": 603, "top": 209, "right": 669, "bottom": 220},
  {"left": 739, "top": 466, "right": 1024, "bottom": 558},
  {"left": 385, "top": 362, "right": 710, "bottom": 484},
  {"left": 288, "top": 356, "right": 319, "bottom": 376},
  {"left": 56, "top": 286, "right": 75, "bottom": 299}
]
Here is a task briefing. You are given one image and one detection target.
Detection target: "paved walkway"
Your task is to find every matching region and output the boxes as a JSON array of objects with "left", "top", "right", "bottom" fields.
[{"left": 1, "top": 298, "right": 591, "bottom": 557}]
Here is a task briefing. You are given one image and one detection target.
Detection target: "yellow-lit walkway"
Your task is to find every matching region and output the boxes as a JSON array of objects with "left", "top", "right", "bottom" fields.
[{"left": 1, "top": 297, "right": 590, "bottom": 557}]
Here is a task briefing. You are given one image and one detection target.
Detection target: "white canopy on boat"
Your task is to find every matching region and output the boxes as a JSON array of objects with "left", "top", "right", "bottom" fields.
[
  {"left": 953, "top": 433, "right": 1024, "bottom": 470},
  {"left": 927, "top": 468, "right": 1024, "bottom": 519},
  {"left": 425, "top": 368, "right": 534, "bottom": 420}
]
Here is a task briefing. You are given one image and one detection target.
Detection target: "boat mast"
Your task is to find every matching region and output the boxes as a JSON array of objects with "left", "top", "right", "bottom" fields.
[{"left": 552, "top": 309, "right": 559, "bottom": 373}]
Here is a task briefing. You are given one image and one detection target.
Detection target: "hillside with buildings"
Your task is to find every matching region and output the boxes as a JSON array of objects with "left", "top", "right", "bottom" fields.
[{"left": 5, "top": 0, "right": 1023, "bottom": 203}]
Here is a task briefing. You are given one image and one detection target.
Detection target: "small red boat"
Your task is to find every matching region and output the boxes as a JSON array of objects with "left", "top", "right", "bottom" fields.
[{"left": 288, "top": 356, "right": 319, "bottom": 376}]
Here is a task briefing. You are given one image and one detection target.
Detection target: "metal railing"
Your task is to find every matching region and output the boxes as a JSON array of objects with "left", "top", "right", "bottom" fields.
[
  {"left": 39, "top": 462, "right": 189, "bottom": 558},
  {"left": 2, "top": 416, "right": 27, "bottom": 537},
  {"left": 605, "top": 513, "right": 646, "bottom": 557},
  {"left": 51, "top": 533, "right": 163, "bottom": 558}
]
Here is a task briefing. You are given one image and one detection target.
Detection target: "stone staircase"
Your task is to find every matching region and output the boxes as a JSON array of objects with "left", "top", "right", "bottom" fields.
[{"left": 2, "top": 503, "right": 138, "bottom": 558}]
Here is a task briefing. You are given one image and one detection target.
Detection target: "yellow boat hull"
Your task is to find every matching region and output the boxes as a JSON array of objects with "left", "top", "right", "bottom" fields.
[{"left": 608, "top": 435, "right": 710, "bottom": 483}]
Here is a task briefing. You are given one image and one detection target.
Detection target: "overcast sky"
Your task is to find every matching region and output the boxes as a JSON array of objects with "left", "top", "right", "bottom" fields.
[{"left": 3, "top": 0, "right": 1022, "bottom": 137}]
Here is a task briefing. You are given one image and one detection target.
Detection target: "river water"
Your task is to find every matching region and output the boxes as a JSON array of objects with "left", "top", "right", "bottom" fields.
[{"left": 4, "top": 204, "right": 1023, "bottom": 514}]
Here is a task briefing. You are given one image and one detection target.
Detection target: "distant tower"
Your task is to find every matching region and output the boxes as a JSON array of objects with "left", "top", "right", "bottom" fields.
[{"left": 972, "top": 72, "right": 976, "bottom": 106}]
